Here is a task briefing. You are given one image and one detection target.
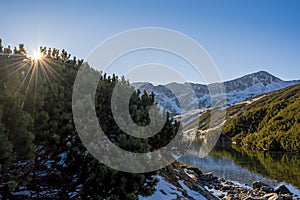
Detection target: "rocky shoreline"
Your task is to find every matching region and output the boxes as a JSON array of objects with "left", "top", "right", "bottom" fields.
[
  {"left": 202, "top": 176, "right": 297, "bottom": 200},
  {"left": 159, "top": 161, "right": 300, "bottom": 200}
]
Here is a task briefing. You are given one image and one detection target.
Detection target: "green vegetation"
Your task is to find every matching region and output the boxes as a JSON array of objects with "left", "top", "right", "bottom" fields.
[
  {"left": 223, "top": 84, "right": 300, "bottom": 152},
  {"left": 0, "top": 39, "right": 179, "bottom": 199},
  {"left": 198, "top": 84, "right": 300, "bottom": 152}
]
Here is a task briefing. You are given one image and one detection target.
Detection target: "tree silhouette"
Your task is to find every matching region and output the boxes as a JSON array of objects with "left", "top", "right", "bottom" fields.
[{"left": 0, "top": 39, "right": 3, "bottom": 54}]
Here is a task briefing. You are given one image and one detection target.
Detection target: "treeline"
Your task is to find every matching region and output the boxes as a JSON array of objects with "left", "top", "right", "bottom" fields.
[
  {"left": 0, "top": 38, "right": 83, "bottom": 66},
  {"left": 0, "top": 39, "right": 26, "bottom": 55},
  {"left": 0, "top": 39, "right": 179, "bottom": 199}
]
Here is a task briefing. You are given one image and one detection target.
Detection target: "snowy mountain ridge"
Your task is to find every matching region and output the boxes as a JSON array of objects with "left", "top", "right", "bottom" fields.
[{"left": 132, "top": 71, "right": 300, "bottom": 114}]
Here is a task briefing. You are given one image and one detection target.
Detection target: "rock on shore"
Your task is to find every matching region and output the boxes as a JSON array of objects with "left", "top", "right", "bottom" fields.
[
  {"left": 178, "top": 162, "right": 299, "bottom": 200},
  {"left": 142, "top": 162, "right": 299, "bottom": 200}
]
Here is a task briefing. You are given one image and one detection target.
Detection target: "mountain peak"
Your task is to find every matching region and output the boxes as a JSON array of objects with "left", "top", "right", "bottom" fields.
[
  {"left": 254, "top": 70, "right": 272, "bottom": 75},
  {"left": 132, "top": 71, "right": 300, "bottom": 114},
  {"left": 251, "top": 71, "right": 281, "bottom": 81},
  {"left": 227, "top": 71, "right": 283, "bottom": 89}
]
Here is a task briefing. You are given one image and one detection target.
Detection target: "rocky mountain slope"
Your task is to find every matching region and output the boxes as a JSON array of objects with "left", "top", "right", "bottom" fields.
[{"left": 132, "top": 71, "right": 300, "bottom": 114}]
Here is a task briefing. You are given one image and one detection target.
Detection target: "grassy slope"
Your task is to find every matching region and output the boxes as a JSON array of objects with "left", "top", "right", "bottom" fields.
[{"left": 198, "top": 84, "right": 300, "bottom": 152}]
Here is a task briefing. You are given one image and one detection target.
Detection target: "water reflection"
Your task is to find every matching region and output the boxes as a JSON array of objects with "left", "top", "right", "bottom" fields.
[{"left": 178, "top": 138, "right": 300, "bottom": 195}]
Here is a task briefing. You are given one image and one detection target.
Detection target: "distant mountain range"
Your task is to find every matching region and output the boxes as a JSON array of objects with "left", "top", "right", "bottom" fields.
[{"left": 132, "top": 71, "right": 300, "bottom": 114}]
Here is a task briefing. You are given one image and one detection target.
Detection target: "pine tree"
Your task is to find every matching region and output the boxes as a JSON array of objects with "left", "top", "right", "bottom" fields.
[
  {"left": 0, "top": 43, "right": 182, "bottom": 199},
  {"left": 0, "top": 38, "right": 3, "bottom": 54},
  {"left": 19, "top": 44, "right": 26, "bottom": 55},
  {"left": 0, "top": 121, "right": 14, "bottom": 170}
]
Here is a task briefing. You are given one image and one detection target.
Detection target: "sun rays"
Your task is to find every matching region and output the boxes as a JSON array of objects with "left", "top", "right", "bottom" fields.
[
  {"left": 0, "top": 49, "right": 65, "bottom": 109},
  {"left": 0, "top": 44, "right": 81, "bottom": 112},
  {"left": 25, "top": 53, "right": 64, "bottom": 98},
  {"left": 32, "top": 51, "right": 42, "bottom": 60}
]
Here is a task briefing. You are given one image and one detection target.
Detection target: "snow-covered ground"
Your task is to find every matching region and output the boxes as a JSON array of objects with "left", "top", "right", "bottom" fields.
[{"left": 139, "top": 176, "right": 207, "bottom": 200}]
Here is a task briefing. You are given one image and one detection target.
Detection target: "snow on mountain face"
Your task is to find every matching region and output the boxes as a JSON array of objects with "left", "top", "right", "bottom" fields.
[{"left": 132, "top": 71, "right": 300, "bottom": 114}]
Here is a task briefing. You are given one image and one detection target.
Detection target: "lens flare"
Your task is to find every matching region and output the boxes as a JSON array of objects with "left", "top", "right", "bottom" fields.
[{"left": 32, "top": 51, "right": 42, "bottom": 60}]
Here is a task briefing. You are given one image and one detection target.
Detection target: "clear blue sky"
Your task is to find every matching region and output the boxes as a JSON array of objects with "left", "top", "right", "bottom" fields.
[{"left": 1, "top": 0, "right": 299, "bottom": 83}]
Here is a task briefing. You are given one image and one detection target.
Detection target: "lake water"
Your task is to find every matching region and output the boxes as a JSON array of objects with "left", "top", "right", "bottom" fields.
[{"left": 178, "top": 139, "right": 300, "bottom": 197}]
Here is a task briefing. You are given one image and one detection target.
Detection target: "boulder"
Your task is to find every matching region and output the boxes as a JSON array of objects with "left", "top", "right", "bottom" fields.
[
  {"left": 218, "top": 177, "right": 225, "bottom": 182},
  {"left": 275, "top": 185, "right": 292, "bottom": 195},
  {"left": 221, "top": 185, "right": 231, "bottom": 191},
  {"left": 252, "top": 181, "right": 268, "bottom": 189},
  {"left": 200, "top": 172, "right": 215, "bottom": 182},
  {"left": 261, "top": 185, "right": 274, "bottom": 193},
  {"left": 278, "top": 193, "right": 293, "bottom": 200}
]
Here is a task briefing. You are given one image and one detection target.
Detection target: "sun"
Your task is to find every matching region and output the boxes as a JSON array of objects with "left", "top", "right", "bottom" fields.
[{"left": 32, "top": 51, "right": 42, "bottom": 60}]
